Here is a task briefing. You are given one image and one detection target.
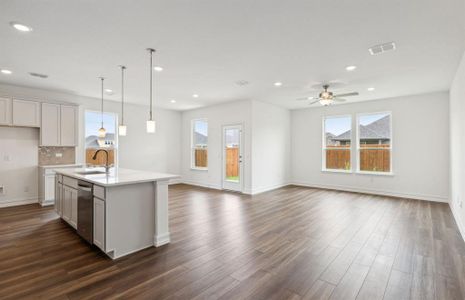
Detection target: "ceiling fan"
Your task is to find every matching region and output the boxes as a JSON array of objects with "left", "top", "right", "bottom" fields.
[{"left": 297, "top": 84, "right": 359, "bottom": 106}]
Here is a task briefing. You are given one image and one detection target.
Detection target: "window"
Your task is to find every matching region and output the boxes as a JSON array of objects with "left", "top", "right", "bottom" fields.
[
  {"left": 323, "top": 115, "right": 352, "bottom": 171},
  {"left": 85, "top": 110, "right": 118, "bottom": 167},
  {"left": 357, "top": 112, "right": 392, "bottom": 173},
  {"left": 191, "top": 119, "right": 208, "bottom": 169}
]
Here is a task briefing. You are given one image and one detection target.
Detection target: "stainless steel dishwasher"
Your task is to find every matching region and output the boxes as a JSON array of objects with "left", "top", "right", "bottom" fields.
[{"left": 77, "top": 180, "right": 93, "bottom": 244}]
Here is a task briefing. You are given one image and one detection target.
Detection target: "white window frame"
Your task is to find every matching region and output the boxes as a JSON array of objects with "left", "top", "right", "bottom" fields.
[
  {"left": 322, "top": 115, "right": 353, "bottom": 173},
  {"left": 84, "top": 109, "right": 119, "bottom": 167},
  {"left": 356, "top": 111, "right": 393, "bottom": 175},
  {"left": 191, "top": 118, "right": 208, "bottom": 171}
]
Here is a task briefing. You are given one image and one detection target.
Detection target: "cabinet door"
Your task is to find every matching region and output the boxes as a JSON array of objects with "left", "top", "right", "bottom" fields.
[
  {"left": 60, "top": 105, "right": 78, "bottom": 146},
  {"left": 93, "top": 197, "right": 105, "bottom": 251},
  {"left": 12, "top": 99, "right": 40, "bottom": 127},
  {"left": 0, "top": 97, "right": 12, "bottom": 125},
  {"left": 41, "top": 103, "right": 61, "bottom": 146},
  {"left": 44, "top": 175, "right": 56, "bottom": 204},
  {"left": 62, "top": 186, "right": 72, "bottom": 222},
  {"left": 55, "top": 176, "right": 63, "bottom": 216},
  {"left": 70, "top": 188, "right": 78, "bottom": 229}
]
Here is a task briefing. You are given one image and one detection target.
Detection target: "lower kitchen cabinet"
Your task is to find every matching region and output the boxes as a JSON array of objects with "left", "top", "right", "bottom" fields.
[
  {"left": 63, "top": 185, "right": 78, "bottom": 229},
  {"left": 93, "top": 197, "right": 105, "bottom": 251}
]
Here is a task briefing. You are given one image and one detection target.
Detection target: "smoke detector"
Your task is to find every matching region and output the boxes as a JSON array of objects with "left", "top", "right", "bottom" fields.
[
  {"left": 235, "top": 80, "right": 249, "bottom": 86},
  {"left": 368, "top": 42, "right": 396, "bottom": 56},
  {"left": 29, "top": 72, "right": 48, "bottom": 79}
]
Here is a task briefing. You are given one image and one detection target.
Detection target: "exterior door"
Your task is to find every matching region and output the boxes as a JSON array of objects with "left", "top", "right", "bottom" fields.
[{"left": 222, "top": 125, "right": 243, "bottom": 192}]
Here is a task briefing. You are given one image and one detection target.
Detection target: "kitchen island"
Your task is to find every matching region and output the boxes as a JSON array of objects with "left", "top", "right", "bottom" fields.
[{"left": 53, "top": 167, "right": 178, "bottom": 259}]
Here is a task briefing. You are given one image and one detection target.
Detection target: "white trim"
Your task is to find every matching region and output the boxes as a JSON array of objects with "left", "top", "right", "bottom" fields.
[
  {"left": 356, "top": 171, "right": 394, "bottom": 176},
  {"left": 450, "top": 201, "right": 465, "bottom": 242},
  {"left": 322, "top": 114, "right": 353, "bottom": 172},
  {"left": 154, "top": 232, "right": 171, "bottom": 247},
  {"left": 191, "top": 118, "right": 208, "bottom": 169},
  {"left": 356, "top": 111, "right": 393, "bottom": 173},
  {"left": 0, "top": 197, "right": 38, "bottom": 208},
  {"left": 322, "top": 169, "right": 352, "bottom": 174},
  {"left": 181, "top": 180, "right": 222, "bottom": 190},
  {"left": 291, "top": 181, "right": 448, "bottom": 203},
  {"left": 245, "top": 182, "right": 290, "bottom": 195},
  {"left": 168, "top": 178, "right": 182, "bottom": 185},
  {"left": 221, "top": 123, "right": 244, "bottom": 193}
]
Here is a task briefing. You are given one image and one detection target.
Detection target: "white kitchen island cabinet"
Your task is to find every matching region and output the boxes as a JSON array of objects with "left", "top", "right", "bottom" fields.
[{"left": 54, "top": 168, "right": 178, "bottom": 259}]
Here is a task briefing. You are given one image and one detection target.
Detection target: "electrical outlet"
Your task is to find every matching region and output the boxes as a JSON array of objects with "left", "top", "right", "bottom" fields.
[{"left": 55, "top": 153, "right": 63, "bottom": 158}]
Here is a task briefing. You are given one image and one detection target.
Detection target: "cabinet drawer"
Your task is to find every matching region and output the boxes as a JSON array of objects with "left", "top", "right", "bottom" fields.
[
  {"left": 63, "top": 176, "right": 78, "bottom": 189},
  {"left": 93, "top": 185, "right": 105, "bottom": 200}
]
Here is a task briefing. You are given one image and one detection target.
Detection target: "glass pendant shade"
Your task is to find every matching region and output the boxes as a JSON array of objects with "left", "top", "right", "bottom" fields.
[
  {"left": 118, "top": 125, "right": 127, "bottom": 136},
  {"left": 319, "top": 99, "right": 332, "bottom": 106},
  {"left": 98, "top": 126, "right": 106, "bottom": 138},
  {"left": 146, "top": 120, "right": 156, "bottom": 133}
]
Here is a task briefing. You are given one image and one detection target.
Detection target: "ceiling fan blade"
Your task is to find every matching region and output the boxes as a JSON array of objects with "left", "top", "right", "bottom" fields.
[
  {"left": 296, "top": 96, "right": 315, "bottom": 101},
  {"left": 309, "top": 99, "right": 320, "bottom": 105},
  {"left": 332, "top": 98, "right": 346, "bottom": 102},
  {"left": 333, "top": 92, "right": 359, "bottom": 97}
]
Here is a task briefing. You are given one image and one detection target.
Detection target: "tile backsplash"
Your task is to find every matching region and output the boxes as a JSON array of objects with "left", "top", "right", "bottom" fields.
[{"left": 39, "top": 147, "right": 76, "bottom": 165}]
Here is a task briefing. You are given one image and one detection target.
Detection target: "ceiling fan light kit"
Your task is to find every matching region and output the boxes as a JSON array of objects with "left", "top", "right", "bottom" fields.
[{"left": 298, "top": 84, "right": 359, "bottom": 106}]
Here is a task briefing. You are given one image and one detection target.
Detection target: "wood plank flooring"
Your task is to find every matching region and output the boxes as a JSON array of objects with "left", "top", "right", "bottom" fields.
[{"left": 1, "top": 184, "right": 465, "bottom": 299}]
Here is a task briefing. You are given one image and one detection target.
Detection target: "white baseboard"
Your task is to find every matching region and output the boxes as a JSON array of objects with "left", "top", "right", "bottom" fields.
[
  {"left": 168, "top": 178, "right": 182, "bottom": 185},
  {"left": 0, "top": 197, "right": 38, "bottom": 208},
  {"left": 450, "top": 201, "right": 465, "bottom": 242},
  {"left": 154, "top": 233, "right": 171, "bottom": 247},
  {"left": 244, "top": 182, "right": 290, "bottom": 195},
  {"left": 291, "top": 181, "right": 448, "bottom": 203},
  {"left": 180, "top": 180, "right": 222, "bottom": 190}
]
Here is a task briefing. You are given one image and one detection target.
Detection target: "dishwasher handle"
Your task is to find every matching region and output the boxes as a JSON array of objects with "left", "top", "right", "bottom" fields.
[{"left": 77, "top": 184, "right": 93, "bottom": 192}]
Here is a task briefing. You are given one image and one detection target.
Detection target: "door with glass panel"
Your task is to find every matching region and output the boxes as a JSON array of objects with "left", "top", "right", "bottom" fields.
[{"left": 222, "top": 125, "right": 243, "bottom": 192}]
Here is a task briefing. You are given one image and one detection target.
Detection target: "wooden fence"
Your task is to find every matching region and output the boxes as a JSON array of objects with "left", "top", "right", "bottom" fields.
[
  {"left": 195, "top": 148, "right": 239, "bottom": 178},
  {"left": 194, "top": 149, "right": 208, "bottom": 168},
  {"left": 326, "top": 144, "right": 390, "bottom": 172},
  {"left": 226, "top": 148, "right": 239, "bottom": 177},
  {"left": 86, "top": 149, "right": 115, "bottom": 166}
]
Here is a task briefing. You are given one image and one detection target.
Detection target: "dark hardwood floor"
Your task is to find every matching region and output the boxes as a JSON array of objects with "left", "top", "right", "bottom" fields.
[{"left": 1, "top": 184, "right": 465, "bottom": 299}]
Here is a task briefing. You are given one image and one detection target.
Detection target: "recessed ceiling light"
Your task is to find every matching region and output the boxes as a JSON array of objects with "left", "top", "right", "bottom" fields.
[
  {"left": 9, "top": 22, "right": 32, "bottom": 32},
  {"left": 1, "top": 69, "right": 12, "bottom": 75},
  {"left": 104, "top": 89, "right": 113, "bottom": 93},
  {"left": 274, "top": 82, "right": 283, "bottom": 87},
  {"left": 345, "top": 65, "right": 357, "bottom": 71},
  {"left": 170, "top": 99, "right": 176, "bottom": 103},
  {"left": 154, "top": 66, "right": 163, "bottom": 72},
  {"left": 367, "top": 87, "right": 375, "bottom": 91},
  {"left": 192, "top": 94, "right": 199, "bottom": 98}
]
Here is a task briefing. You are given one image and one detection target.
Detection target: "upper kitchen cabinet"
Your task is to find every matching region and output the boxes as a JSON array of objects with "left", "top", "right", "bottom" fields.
[
  {"left": 40, "top": 103, "right": 78, "bottom": 146},
  {"left": 12, "top": 99, "right": 40, "bottom": 127},
  {"left": 0, "top": 97, "right": 12, "bottom": 125},
  {"left": 41, "top": 103, "right": 61, "bottom": 146},
  {"left": 60, "top": 105, "right": 78, "bottom": 146}
]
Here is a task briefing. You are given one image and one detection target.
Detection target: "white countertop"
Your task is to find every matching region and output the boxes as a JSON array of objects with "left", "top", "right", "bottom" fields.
[
  {"left": 54, "top": 167, "right": 179, "bottom": 187},
  {"left": 39, "top": 164, "right": 83, "bottom": 169}
]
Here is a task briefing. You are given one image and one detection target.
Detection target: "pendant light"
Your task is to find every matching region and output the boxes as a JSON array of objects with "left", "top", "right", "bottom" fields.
[
  {"left": 146, "top": 48, "right": 156, "bottom": 133},
  {"left": 118, "top": 65, "right": 127, "bottom": 136},
  {"left": 98, "top": 77, "right": 106, "bottom": 138}
]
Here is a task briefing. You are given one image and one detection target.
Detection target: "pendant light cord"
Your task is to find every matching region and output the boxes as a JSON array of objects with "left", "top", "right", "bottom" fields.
[
  {"left": 120, "top": 66, "right": 126, "bottom": 124},
  {"left": 148, "top": 48, "right": 155, "bottom": 121},
  {"left": 100, "top": 77, "right": 104, "bottom": 127}
]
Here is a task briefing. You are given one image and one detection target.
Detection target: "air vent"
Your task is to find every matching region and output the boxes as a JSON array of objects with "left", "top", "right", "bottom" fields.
[
  {"left": 368, "top": 42, "right": 396, "bottom": 56},
  {"left": 29, "top": 72, "right": 48, "bottom": 78}
]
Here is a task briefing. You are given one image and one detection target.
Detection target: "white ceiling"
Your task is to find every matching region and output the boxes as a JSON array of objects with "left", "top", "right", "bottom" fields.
[{"left": 1, "top": 0, "right": 464, "bottom": 110}]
